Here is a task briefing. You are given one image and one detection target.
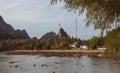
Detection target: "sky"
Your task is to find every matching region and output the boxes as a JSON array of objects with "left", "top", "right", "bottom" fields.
[{"left": 0, "top": 0, "right": 100, "bottom": 40}]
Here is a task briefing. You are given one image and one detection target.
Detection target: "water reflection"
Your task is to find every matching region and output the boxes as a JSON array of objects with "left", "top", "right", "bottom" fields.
[{"left": 0, "top": 55, "right": 120, "bottom": 73}]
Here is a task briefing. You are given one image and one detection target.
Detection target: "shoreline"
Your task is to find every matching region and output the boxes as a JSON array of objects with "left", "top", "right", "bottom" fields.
[
  {"left": 1, "top": 50, "right": 120, "bottom": 59},
  {"left": 1, "top": 50, "right": 104, "bottom": 58}
]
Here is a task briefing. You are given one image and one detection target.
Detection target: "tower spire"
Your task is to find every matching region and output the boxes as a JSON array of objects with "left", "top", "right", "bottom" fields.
[
  {"left": 58, "top": 22, "right": 61, "bottom": 37},
  {"left": 59, "top": 22, "right": 61, "bottom": 29}
]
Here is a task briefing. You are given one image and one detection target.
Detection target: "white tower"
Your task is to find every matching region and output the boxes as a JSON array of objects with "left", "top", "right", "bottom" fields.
[
  {"left": 58, "top": 23, "right": 61, "bottom": 37},
  {"left": 59, "top": 23, "right": 61, "bottom": 29}
]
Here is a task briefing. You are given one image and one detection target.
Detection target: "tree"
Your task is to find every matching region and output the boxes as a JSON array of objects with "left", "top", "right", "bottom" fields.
[
  {"left": 89, "top": 36, "right": 104, "bottom": 49},
  {"left": 75, "top": 39, "right": 82, "bottom": 48},
  {"left": 59, "top": 40, "right": 70, "bottom": 49},
  {"left": 89, "top": 37, "right": 99, "bottom": 49},
  {"left": 105, "top": 27, "right": 120, "bottom": 54},
  {"left": 0, "top": 40, "right": 8, "bottom": 51},
  {"left": 51, "top": 0, "right": 120, "bottom": 33}
]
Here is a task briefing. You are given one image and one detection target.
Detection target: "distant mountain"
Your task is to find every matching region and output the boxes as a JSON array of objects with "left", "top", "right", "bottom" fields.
[
  {"left": 0, "top": 15, "right": 30, "bottom": 39},
  {"left": 15, "top": 29, "right": 30, "bottom": 38},
  {"left": 41, "top": 31, "right": 56, "bottom": 40},
  {"left": 41, "top": 28, "right": 69, "bottom": 40},
  {"left": 58, "top": 28, "right": 69, "bottom": 37},
  {"left": 0, "top": 16, "right": 15, "bottom": 33}
]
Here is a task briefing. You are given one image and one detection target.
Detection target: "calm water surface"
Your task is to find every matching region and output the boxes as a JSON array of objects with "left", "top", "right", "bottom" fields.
[{"left": 0, "top": 55, "right": 120, "bottom": 73}]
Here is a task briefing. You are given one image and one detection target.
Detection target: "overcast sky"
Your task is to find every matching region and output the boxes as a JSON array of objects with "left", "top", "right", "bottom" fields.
[{"left": 0, "top": 0, "right": 100, "bottom": 40}]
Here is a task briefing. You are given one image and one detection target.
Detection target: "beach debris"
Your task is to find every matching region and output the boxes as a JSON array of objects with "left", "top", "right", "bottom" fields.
[
  {"left": 41, "top": 64, "right": 48, "bottom": 67},
  {"left": 9, "top": 60, "right": 24, "bottom": 64},
  {"left": 81, "top": 65, "right": 84, "bottom": 67},
  {"left": 55, "top": 67, "right": 58, "bottom": 69},
  {"left": 76, "top": 63, "right": 78, "bottom": 66},
  {"left": 9, "top": 61, "right": 18, "bottom": 64},
  {"left": 55, "top": 61, "right": 63, "bottom": 64},
  {"left": 33, "top": 64, "right": 36, "bottom": 67},
  {"left": 41, "top": 64, "right": 44, "bottom": 67},
  {"left": 92, "top": 63, "right": 100, "bottom": 66},
  {"left": 14, "top": 65, "right": 19, "bottom": 68},
  {"left": 10, "top": 65, "right": 12, "bottom": 67},
  {"left": 45, "top": 65, "right": 48, "bottom": 67}
]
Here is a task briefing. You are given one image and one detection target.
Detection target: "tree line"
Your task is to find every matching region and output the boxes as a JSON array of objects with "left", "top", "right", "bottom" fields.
[
  {"left": 0, "top": 37, "right": 77, "bottom": 51},
  {"left": 0, "top": 27, "right": 120, "bottom": 55}
]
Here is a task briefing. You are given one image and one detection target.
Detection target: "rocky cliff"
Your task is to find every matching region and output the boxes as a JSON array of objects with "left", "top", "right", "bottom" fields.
[
  {"left": 0, "top": 15, "right": 30, "bottom": 39},
  {"left": 15, "top": 29, "right": 30, "bottom": 38},
  {"left": 58, "top": 28, "right": 69, "bottom": 37},
  {"left": 0, "top": 16, "right": 15, "bottom": 33},
  {"left": 41, "top": 31, "right": 56, "bottom": 40},
  {"left": 41, "top": 28, "right": 69, "bottom": 40}
]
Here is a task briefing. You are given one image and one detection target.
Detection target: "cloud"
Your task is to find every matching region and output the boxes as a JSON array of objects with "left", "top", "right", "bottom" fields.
[{"left": 0, "top": 3, "right": 21, "bottom": 9}]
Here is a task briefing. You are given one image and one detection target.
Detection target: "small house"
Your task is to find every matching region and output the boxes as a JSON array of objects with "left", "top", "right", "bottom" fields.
[
  {"left": 80, "top": 42, "right": 89, "bottom": 50},
  {"left": 97, "top": 46, "right": 106, "bottom": 50},
  {"left": 80, "top": 44, "right": 89, "bottom": 50}
]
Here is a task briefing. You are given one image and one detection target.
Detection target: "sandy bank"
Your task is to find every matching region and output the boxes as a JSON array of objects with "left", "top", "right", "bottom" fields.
[{"left": 4, "top": 50, "right": 104, "bottom": 57}]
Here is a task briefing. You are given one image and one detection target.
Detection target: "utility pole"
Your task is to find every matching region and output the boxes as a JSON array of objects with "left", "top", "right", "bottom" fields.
[{"left": 76, "top": 17, "right": 78, "bottom": 40}]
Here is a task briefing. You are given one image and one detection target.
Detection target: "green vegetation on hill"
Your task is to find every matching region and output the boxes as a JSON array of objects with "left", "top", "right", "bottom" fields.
[{"left": 0, "top": 33, "right": 27, "bottom": 40}]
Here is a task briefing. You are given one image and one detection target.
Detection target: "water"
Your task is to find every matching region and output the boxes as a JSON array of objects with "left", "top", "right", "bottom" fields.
[{"left": 0, "top": 55, "right": 120, "bottom": 73}]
